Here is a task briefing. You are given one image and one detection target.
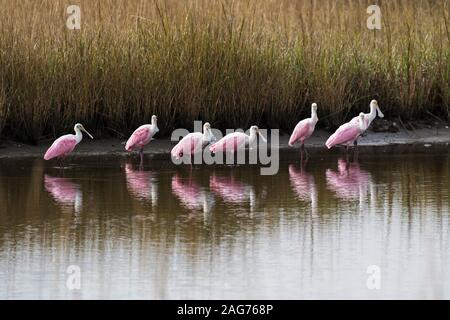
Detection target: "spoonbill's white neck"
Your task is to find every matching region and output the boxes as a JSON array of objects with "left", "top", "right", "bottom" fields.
[
  {"left": 311, "top": 106, "right": 318, "bottom": 122},
  {"left": 358, "top": 114, "right": 367, "bottom": 131},
  {"left": 368, "top": 104, "right": 377, "bottom": 122},
  {"left": 150, "top": 115, "right": 158, "bottom": 128},
  {"left": 249, "top": 129, "right": 258, "bottom": 144},
  {"left": 249, "top": 130, "right": 257, "bottom": 142},
  {"left": 151, "top": 118, "right": 159, "bottom": 134},
  {"left": 202, "top": 126, "right": 214, "bottom": 142},
  {"left": 74, "top": 126, "right": 83, "bottom": 143}
]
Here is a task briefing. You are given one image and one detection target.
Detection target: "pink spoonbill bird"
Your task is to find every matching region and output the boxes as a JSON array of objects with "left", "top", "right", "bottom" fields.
[
  {"left": 350, "top": 99, "right": 384, "bottom": 146},
  {"left": 288, "top": 103, "right": 318, "bottom": 151},
  {"left": 325, "top": 113, "right": 367, "bottom": 152},
  {"left": 171, "top": 122, "right": 215, "bottom": 162},
  {"left": 125, "top": 115, "right": 159, "bottom": 164},
  {"left": 209, "top": 125, "right": 267, "bottom": 154},
  {"left": 44, "top": 123, "right": 93, "bottom": 166}
]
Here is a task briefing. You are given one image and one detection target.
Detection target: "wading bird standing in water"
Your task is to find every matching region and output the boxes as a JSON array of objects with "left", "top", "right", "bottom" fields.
[
  {"left": 288, "top": 103, "right": 318, "bottom": 153},
  {"left": 350, "top": 99, "right": 384, "bottom": 146},
  {"left": 209, "top": 125, "right": 267, "bottom": 154},
  {"left": 125, "top": 115, "right": 159, "bottom": 165},
  {"left": 325, "top": 113, "right": 367, "bottom": 152},
  {"left": 171, "top": 122, "right": 216, "bottom": 163},
  {"left": 44, "top": 123, "right": 94, "bottom": 166}
]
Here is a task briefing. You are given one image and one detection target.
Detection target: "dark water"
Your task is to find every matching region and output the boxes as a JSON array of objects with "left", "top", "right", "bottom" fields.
[{"left": 0, "top": 149, "right": 449, "bottom": 299}]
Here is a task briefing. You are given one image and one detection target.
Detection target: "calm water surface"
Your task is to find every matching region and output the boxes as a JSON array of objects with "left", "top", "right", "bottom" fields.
[{"left": 0, "top": 149, "right": 449, "bottom": 299}]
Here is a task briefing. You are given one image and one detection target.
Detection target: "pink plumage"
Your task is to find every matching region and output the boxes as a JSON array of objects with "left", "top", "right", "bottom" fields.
[
  {"left": 350, "top": 115, "right": 370, "bottom": 128},
  {"left": 125, "top": 126, "right": 153, "bottom": 151},
  {"left": 325, "top": 114, "right": 366, "bottom": 149},
  {"left": 44, "top": 136, "right": 77, "bottom": 160},
  {"left": 125, "top": 115, "right": 159, "bottom": 152},
  {"left": 209, "top": 132, "right": 247, "bottom": 153},
  {"left": 171, "top": 133, "right": 203, "bottom": 159},
  {"left": 289, "top": 120, "right": 314, "bottom": 146},
  {"left": 43, "top": 123, "right": 93, "bottom": 161}
]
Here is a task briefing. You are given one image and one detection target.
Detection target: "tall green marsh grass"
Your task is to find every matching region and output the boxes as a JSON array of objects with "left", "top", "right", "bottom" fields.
[{"left": 0, "top": 0, "right": 449, "bottom": 142}]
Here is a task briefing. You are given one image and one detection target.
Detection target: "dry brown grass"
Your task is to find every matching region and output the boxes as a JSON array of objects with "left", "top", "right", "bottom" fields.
[{"left": 0, "top": 0, "right": 448, "bottom": 142}]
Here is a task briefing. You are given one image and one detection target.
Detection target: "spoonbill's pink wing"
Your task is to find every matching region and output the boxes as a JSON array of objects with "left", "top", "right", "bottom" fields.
[
  {"left": 44, "top": 136, "right": 77, "bottom": 160},
  {"left": 289, "top": 119, "right": 311, "bottom": 146},
  {"left": 325, "top": 124, "right": 360, "bottom": 149},
  {"left": 209, "top": 132, "right": 246, "bottom": 153},
  {"left": 125, "top": 126, "right": 151, "bottom": 151},
  {"left": 171, "top": 133, "right": 202, "bottom": 159}
]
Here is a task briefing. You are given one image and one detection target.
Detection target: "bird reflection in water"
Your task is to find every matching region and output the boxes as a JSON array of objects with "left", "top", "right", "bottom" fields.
[
  {"left": 288, "top": 157, "right": 318, "bottom": 216},
  {"left": 325, "top": 157, "right": 371, "bottom": 201},
  {"left": 124, "top": 163, "right": 158, "bottom": 207},
  {"left": 171, "top": 172, "right": 215, "bottom": 218},
  {"left": 209, "top": 173, "right": 259, "bottom": 214},
  {"left": 44, "top": 174, "right": 83, "bottom": 214}
]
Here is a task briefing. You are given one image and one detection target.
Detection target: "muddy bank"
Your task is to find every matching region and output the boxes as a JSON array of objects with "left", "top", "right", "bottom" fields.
[{"left": 1, "top": 127, "right": 449, "bottom": 159}]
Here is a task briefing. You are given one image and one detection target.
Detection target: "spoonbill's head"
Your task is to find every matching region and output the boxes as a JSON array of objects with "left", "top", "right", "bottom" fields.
[
  {"left": 74, "top": 123, "right": 94, "bottom": 139},
  {"left": 151, "top": 115, "right": 158, "bottom": 124},
  {"left": 358, "top": 112, "right": 366, "bottom": 130},
  {"left": 370, "top": 100, "right": 378, "bottom": 110},
  {"left": 203, "top": 122, "right": 216, "bottom": 142},
  {"left": 250, "top": 125, "right": 267, "bottom": 143},
  {"left": 370, "top": 100, "right": 384, "bottom": 118},
  {"left": 311, "top": 103, "right": 318, "bottom": 120}
]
